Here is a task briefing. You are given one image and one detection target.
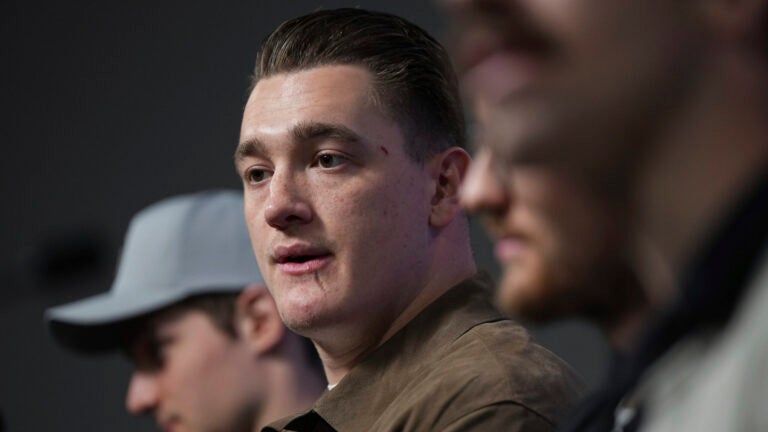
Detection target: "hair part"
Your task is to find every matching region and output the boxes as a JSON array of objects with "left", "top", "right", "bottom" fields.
[{"left": 250, "top": 8, "right": 466, "bottom": 162}]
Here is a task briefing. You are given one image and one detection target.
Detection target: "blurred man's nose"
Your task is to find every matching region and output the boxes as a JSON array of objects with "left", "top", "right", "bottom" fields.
[
  {"left": 125, "top": 370, "right": 160, "bottom": 415},
  {"left": 263, "top": 171, "right": 313, "bottom": 230},
  {"left": 460, "top": 147, "right": 509, "bottom": 213}
]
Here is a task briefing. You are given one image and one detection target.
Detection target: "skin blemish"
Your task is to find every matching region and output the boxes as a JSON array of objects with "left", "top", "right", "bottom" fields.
[{"left": 380, "top": 146, "right": 389, "bottom": 156}]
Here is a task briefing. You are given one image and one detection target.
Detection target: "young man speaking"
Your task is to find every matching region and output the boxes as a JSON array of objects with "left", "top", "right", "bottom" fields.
[{"left": 235, "top": 9, "right": 583, "bottom": 432}]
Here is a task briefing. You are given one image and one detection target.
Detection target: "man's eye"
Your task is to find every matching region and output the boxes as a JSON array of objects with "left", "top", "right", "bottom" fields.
[
  {"left": 147, "top": 343, "right": 165, "bottom": 368},
  {"left": 316, "top": 153, "right": 346, "bottom": 169},
  {"left": 245, "top": 167, "right": 271, "bottom": 184},
  {"left": 150, "top": 335, "right": 177, "bottom": 366},
  {"left": 129, "top": 337, "right": 165, "bottom": 371}
]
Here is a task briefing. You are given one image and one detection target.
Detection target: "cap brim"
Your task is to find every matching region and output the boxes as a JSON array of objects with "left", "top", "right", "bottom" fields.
[{"left": 45, "top": 285, "right": 242, "bottom": 353}]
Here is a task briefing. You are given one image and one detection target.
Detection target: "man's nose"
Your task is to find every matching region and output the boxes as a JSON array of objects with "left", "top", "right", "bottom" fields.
[
  {"left": 460, "top": 147, "right": 509, "bottom": 214},
  {"left": 264, "top": 171, "right": 313, "bottom": 230},
  {"left": 125, "top": 370, "right": 160, "bottom": 416}
]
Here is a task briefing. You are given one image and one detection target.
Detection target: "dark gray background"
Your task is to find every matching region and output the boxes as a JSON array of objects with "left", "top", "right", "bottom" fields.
[{"left": 1, "top": 1, "right": 608, "bottom": 430}]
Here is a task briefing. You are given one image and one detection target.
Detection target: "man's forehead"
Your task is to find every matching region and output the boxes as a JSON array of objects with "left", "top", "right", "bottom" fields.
[
  {"left": 236, "top": 120, "right": 364, "bottom": 163},
  {"left": 243, "top": 66, "right": 386, "bottom": 133},
  {"left": 247, "top": 64, "right": 376, "bottom": 110},
  {"left": 238, "top": 65, "right": 400, "bottom": 158}
]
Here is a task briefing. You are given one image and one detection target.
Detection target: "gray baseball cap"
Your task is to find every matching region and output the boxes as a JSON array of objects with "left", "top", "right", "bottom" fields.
[{"left": 46, "top": 189, "right": 263, "bottom": 353}]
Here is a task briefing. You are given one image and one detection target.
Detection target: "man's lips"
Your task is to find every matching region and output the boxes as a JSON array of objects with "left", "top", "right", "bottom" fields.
[
  {"left": 463, "top": 47, "right": 542, "bottom": 104},
  {"left": 272, "top": 244, "right": 333, "bottom": 276},
  {"left": 494, "top": 236, "right": 528, "bottom": 263},
  {"left": 457, "top": 22, "right": 553, "bottom": 103}
]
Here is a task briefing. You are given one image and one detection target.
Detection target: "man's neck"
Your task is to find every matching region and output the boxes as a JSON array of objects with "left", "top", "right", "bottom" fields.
[
  {"left": 319, "top": 271, "right": 477, "bottom": 386},
  {"left": 633, "top": 48, "right": 768, "bottom": 297},
  {"left": 318, "top": 233, "right": 477, "bottom": 386}
]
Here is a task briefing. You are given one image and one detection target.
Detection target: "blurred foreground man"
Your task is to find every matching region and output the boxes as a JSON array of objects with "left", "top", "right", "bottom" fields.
[
  {"left": 47, "top": 191, "right": 325, "bottom": 432},
  {"left": 462, "top": 101, "right": 650, "bottom": 353},
  {"left": 236, "top": 8, "right": 583, "bottom": 432},
  {"left": 444, "top": 0, "right": 768, "bottom": 431}
]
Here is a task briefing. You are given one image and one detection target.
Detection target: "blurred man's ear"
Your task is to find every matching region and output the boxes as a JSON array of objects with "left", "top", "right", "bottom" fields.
[
  {"left": 236, "top": 284, "right": 285, "bottom": 355},
  {"left": 428, "top": 147, "right": 472, "bottom": 227},
  {"left": 698, "top": 0, "right": 767, "bottom": 42}
]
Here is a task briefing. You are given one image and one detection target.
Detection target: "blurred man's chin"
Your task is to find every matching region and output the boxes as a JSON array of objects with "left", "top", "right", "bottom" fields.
[{"left": 496, "top": 272, "right": 568, "bottom": 323}]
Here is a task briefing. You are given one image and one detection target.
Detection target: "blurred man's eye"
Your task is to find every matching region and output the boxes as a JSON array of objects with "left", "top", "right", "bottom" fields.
[
  {"left": 149, "top": 332, "right": 180, "bottom": 367},
  {"left": 128, "top": 339, "right": 163, "bottom": 371},
  {"left": 126, "top": 327, "right": 177, "bottom": 371}
]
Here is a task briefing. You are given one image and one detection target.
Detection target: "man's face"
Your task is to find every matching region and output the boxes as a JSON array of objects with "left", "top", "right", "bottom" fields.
[
  {"left": 126, "top": 309, "right": 259, "bottom": 432},
  {"left": 443, "top": 0, "right": 703, "bottom": 179},
  {"left": 462, "top": 144, "right": 631, "bottom": 322},
  {"left": 236, "top": 65, "right": 433, "bottom": 336}
]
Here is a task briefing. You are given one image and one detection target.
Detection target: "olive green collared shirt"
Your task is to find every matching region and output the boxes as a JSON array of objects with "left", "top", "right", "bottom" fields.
[{"left": 264, "top": 275, "right": 585, "bottom": 432}]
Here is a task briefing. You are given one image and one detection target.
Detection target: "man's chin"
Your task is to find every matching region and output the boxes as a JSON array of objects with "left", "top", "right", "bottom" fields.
[
  {"left": 283, "top": 315, "right": 319, "bottom": 335},
  {"left": 280, "top": 304, "right": 330, "bottom": 335},
  {"left": 495, "top": 273, "right": 566, "bottom": 322}
]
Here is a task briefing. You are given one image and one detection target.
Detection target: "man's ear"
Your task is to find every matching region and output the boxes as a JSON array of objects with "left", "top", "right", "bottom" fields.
[
  {"left": 698, "top": 0, "right": 767, "bottom": 43},
  {"left": 235, "top": 284, "right": 285, "bottom": 355},
  {"left": 428, "top": 147, "right": 472, "bottom": 227}
]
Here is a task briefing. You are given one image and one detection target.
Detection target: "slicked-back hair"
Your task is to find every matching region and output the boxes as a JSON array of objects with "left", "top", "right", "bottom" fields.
[{"left": 251, "top": 8, "right": 466, "bottom": 162}]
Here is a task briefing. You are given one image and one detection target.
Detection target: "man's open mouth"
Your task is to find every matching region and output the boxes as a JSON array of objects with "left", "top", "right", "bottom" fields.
[
  {"left": 278, "top": 254, "right": 326, "bottom": 264},
  {"left": 273, "top": 244, "right": 333, "bottom": 275}
]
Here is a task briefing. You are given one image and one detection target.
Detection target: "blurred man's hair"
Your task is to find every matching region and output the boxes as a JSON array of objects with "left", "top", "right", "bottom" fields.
[
  {"left": 251, "top": 8, "right": 465, "bottom": 162},
  {"left": 124, "top": 292, "right": 323, "bottom": 371}
]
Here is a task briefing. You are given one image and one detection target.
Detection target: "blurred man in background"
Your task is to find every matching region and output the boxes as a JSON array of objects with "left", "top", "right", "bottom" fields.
[
  {"left": 461, "top": 101, "right": 651, "bottom": 353},
  {"left": 444, "top": 0, "right": 768, "bottom": 430},
  {"left": 46, "top": 190, "right": 325, "bottom": 432},
  {"left": 237, "top": 8, "right": 583, "bottom": 431}
]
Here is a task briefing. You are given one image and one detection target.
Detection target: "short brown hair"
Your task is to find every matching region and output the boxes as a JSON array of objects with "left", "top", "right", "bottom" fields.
[
  {"left": 176, "top": 293, "right": 322, "bottom": 370},
  {"left": 251, "top": 8, "right": 466, "bottom": 162},
  {"left": 173, "top": 292, "right": 240, "bottom": 337},
  {"left": 122, "top": 292, "right": 322, "bottom": 371}
]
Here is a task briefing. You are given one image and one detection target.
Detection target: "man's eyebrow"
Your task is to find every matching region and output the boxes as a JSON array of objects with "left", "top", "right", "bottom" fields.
[
  {"left": 234, "top": 137, "right": 267, "bottom": 163},
  {"left": 292, "top": 121, "right": 362, "bottom": 145},
  {"left": 234, "top": 122, "right": 362, "bottom": 164}
]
